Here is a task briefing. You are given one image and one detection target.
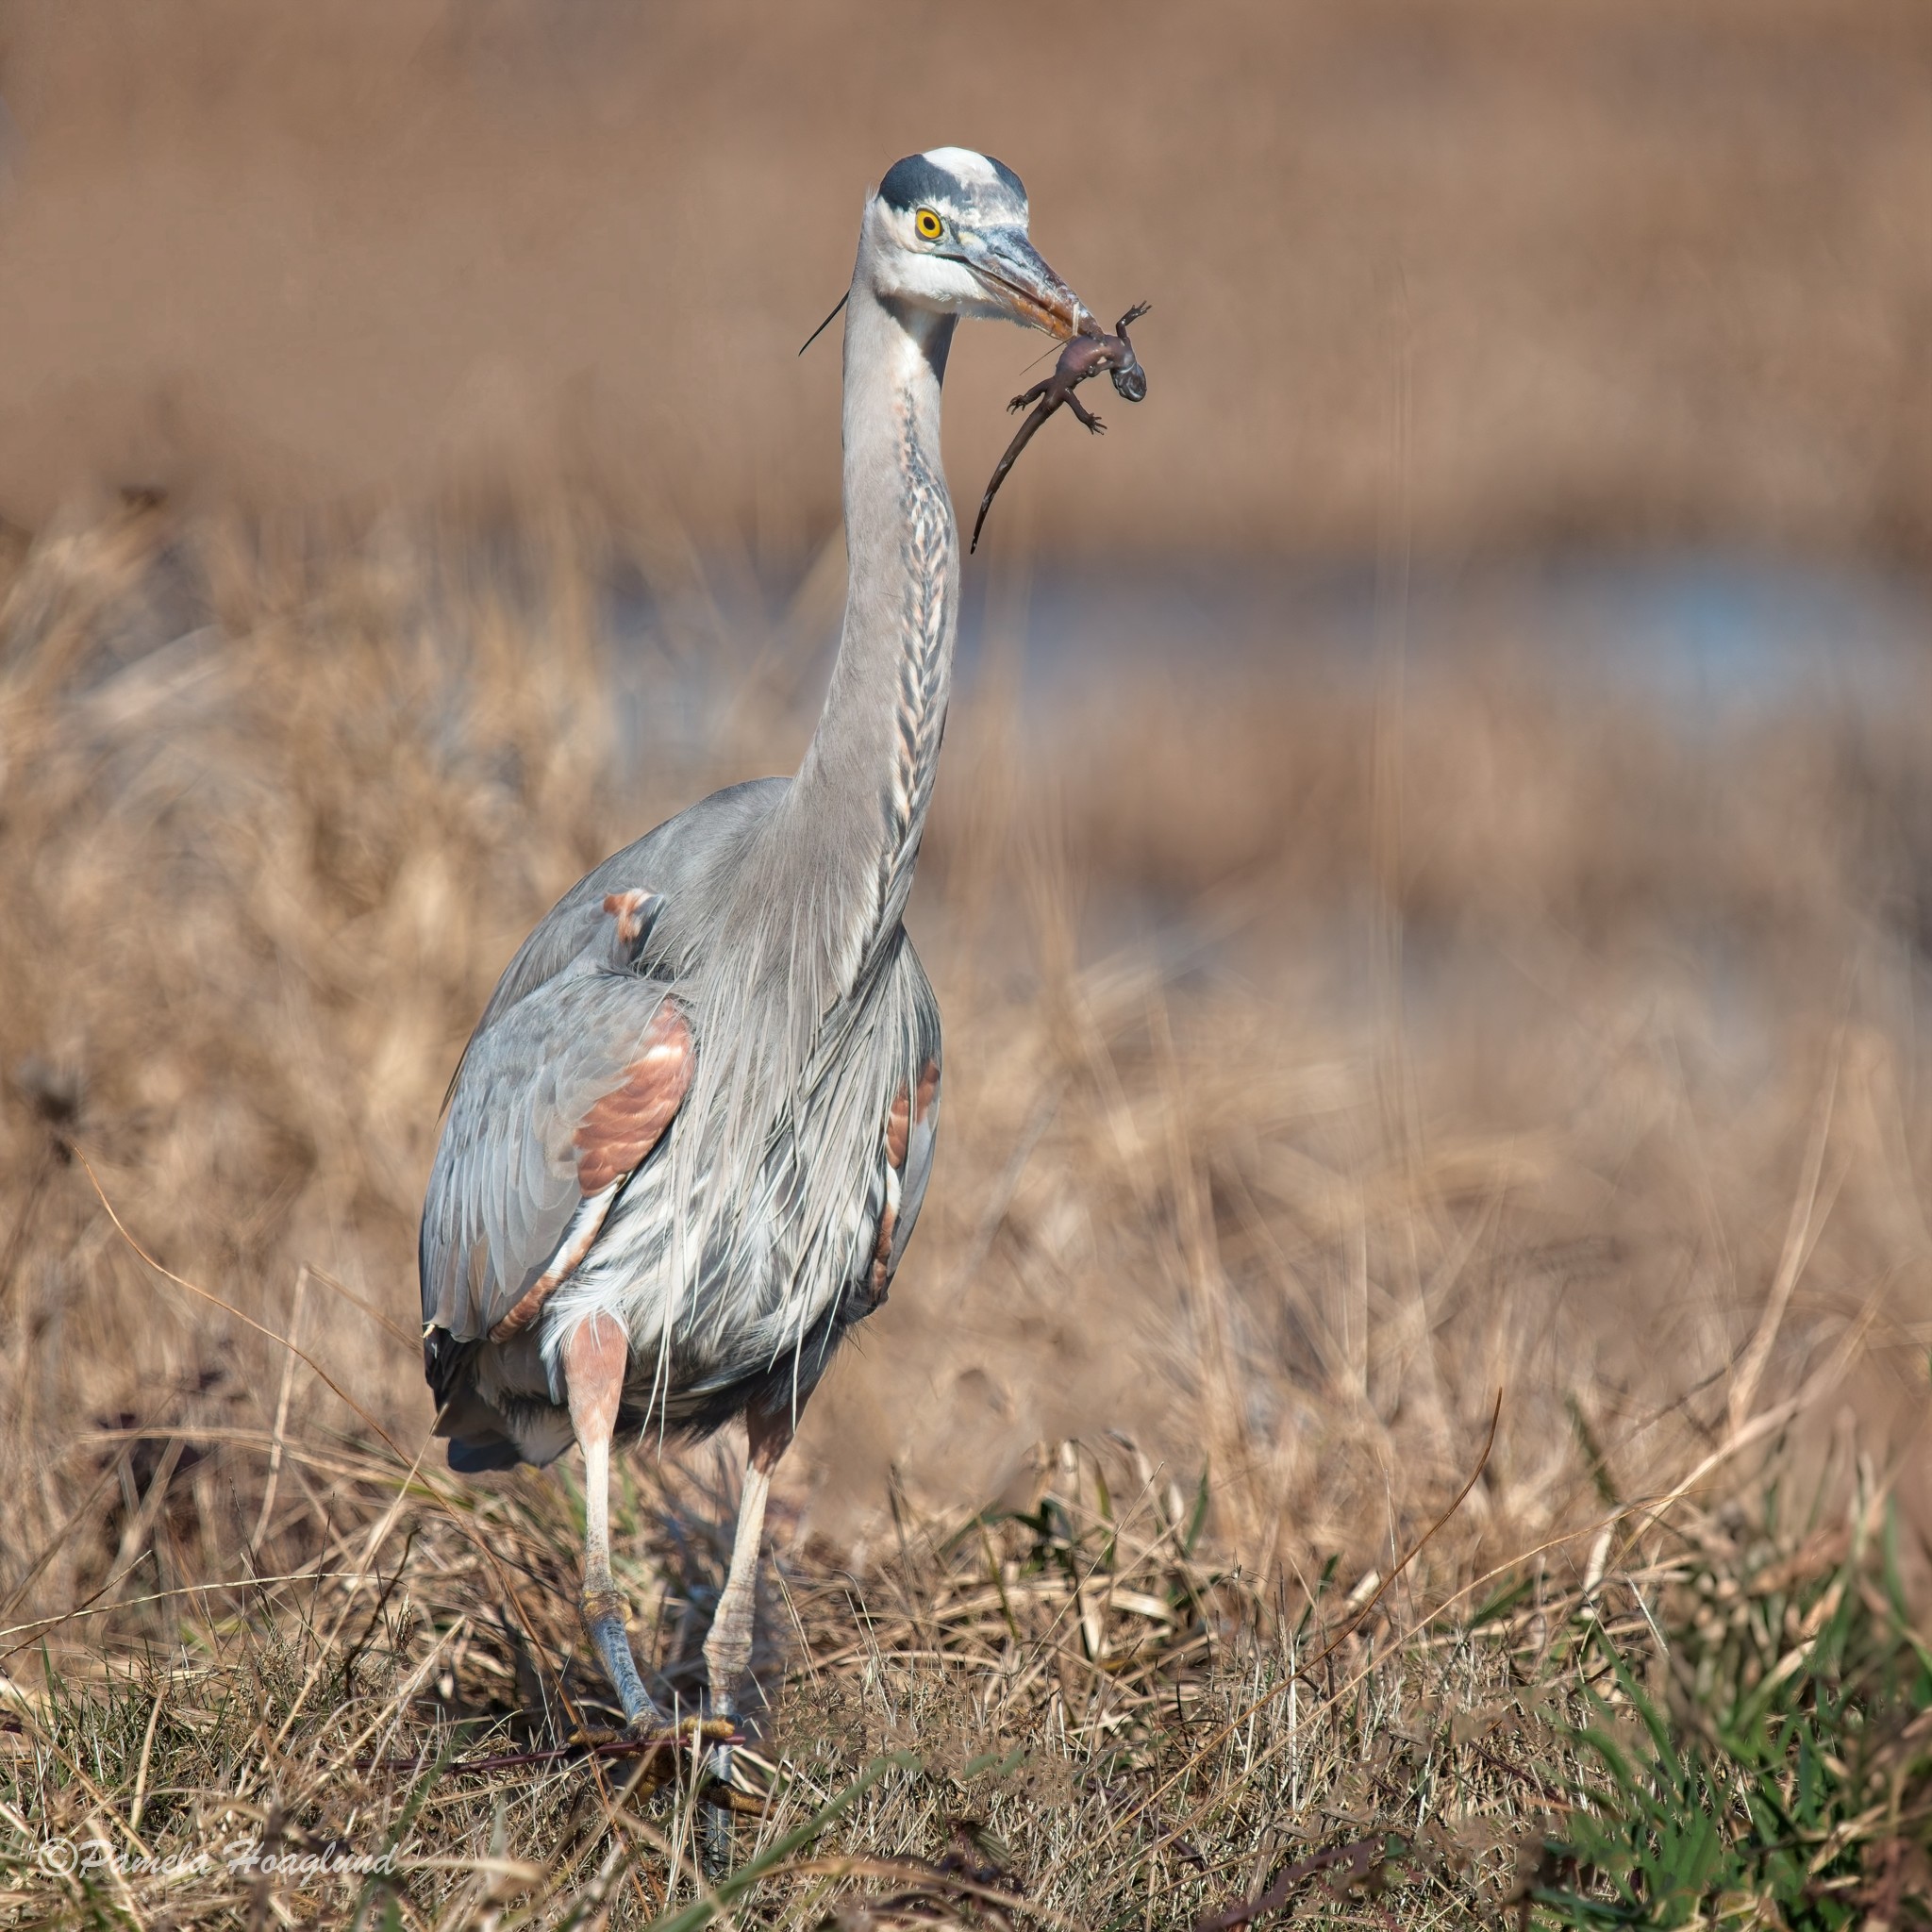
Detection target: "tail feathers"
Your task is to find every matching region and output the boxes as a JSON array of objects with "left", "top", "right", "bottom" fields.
[{"left": 431, "top": 1367, "right": 574, "bottom": 1471}]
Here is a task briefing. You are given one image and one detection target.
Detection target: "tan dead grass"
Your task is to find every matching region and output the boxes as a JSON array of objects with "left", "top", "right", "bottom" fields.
[{"left": 0, "top": 498, "right": 1926, "bottom": 1924}]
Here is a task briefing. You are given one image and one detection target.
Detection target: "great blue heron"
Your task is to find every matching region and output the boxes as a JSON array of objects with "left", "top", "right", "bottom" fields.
[{"left": 418, "top": 149, "right": 1107, "bottom": 1744}]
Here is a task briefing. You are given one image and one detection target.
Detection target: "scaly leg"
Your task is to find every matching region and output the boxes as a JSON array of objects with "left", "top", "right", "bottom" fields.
[
  {"left": 564, "top": 1314, "right": 666, "bottom": 1730},
  {"left": 702, "top": 1407, "right": 793, "bottom": 1867}
]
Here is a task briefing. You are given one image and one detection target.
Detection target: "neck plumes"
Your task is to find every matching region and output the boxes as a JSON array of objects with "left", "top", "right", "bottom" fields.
[{"left": 786, "top": 277, "right": 959, "bottom": 998}]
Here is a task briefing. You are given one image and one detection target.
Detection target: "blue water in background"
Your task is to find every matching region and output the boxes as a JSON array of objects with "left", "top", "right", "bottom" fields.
[
  {"left": 951, "top": 553, "right": 1927, "bottom": 721},
  {"left": 601, "top": 550, "right": 1926, "bottom": 1081},
  {"left": 610, "top": 551, "right": 1927, "bottom": 741}
]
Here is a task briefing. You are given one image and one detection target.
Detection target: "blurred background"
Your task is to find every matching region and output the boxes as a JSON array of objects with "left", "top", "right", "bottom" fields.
[
  {"left": 6, "top": 0, "right": 1932, "bottom": 558},
  {"left": 2, "top": 0, "right": 1929, "bottom": 1645}
]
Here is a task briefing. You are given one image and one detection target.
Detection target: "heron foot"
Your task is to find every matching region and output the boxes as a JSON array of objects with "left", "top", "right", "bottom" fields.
[
  {"left": 574, "top": 1713, "right": 731, "bottom": 1751},
  {"left": 580, "top": 1586, "right": 668, "bottom": 1731},
  {"left": 701, "top": 1638, "right": 758, "bottom": 1874}
]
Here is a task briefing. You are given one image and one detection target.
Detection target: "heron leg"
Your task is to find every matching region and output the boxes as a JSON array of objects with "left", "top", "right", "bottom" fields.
[
  {"left": 564, "top": 1313, "right": 665, "bottom": 1730},
  {"left": 703, "top": 1406, "right": 791, "bottom": 1722},
  {"left": 701, "top": 1407, "right": 792, "bottom": 1872}
]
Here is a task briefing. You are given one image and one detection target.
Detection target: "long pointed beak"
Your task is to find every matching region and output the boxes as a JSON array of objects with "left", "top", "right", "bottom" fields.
[{"left": 958, "top": 226, "right": 1096, "bottom": 341}]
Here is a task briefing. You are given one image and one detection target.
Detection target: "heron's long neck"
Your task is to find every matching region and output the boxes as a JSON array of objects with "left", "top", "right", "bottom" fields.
[{"left": 786, "top": 280, "right": 958, "bottom": 993}]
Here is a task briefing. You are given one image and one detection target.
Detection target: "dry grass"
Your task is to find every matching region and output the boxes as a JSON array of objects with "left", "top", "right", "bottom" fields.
[{"left": 0, "top": 499, "right": 1927, "bottom": 1924}]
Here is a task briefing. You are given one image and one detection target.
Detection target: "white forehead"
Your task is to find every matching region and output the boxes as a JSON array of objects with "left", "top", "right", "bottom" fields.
[
  {"left": 923, "top": 147, "right": 1002, "bottom": 189},
  {"left": 875, "top": 146, "right": 1029, "bottom": 225}
]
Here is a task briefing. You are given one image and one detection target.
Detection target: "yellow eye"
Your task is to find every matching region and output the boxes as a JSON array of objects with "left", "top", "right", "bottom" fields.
[{"left": 915, "top": 208, "right": 944, "bottom": 242}]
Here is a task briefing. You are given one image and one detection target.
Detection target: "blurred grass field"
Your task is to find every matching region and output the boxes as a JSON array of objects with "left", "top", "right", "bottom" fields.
[
  {"left": 4, "top": 1, "right": 1932, "bottom": 1917},
  {"left": 0, "top": 499, "right": 1926, "bottom": 1924},
  {"left": 4, "top": 0, "right": 1932, "bottom": 558}
]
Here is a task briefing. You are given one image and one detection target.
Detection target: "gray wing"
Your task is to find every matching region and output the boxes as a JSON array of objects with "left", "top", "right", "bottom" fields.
[
  {"left": 420, "top": 967, "right": 693, "bottom": 1345},
  {"left": 465, "top": 776, "right": 787, "bottom": 1048},
  {"left": 423, "top": 777, "right": 782, "bottom": 1370}
]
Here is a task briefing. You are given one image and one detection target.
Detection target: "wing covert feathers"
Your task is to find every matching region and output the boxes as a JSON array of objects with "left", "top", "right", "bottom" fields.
[
  {"left": 488, "top": 1179, "right": 623, "bottom": 1342},
  {"left": 420, "top": 977, "right": 694, "bottom": 1346},
  {"left": 480, "top": 1003, "right": 693, "bottom": 1341},
  {"left": 573, "top": 1004, "right": 693, "bottom": 1191}
]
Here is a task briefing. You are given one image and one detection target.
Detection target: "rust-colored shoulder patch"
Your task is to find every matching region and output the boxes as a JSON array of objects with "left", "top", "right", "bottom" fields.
[
  {"left": 884, "top": 1084, "right": 911, "bottom": 1171},
  {"left": 871, "top": 1058, "right": 938, "bottom": 1308},
  {"left": 883, "top": 1058, "right": 937, "bottom": 1171},
  {"left": 603, "top": 890, "right": 654, "bottom": 946},
  {"left": 868, "top": 1216, "right": 895, "bottom": 1305},
  {"left": 573, "top": 1002, "right": 693, "bottom": 1193}
]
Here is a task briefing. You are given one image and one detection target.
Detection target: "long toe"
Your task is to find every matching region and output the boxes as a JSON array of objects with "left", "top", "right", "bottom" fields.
[
  {"left": 614, "top": 1704, "right": 674, "bottom": 1740},
  {"left": 622, "top": 1711, "right": 733, "bottom": 1744},
  {"left": 613, "top": 1713, "right": 738, "bottom": 1773}
]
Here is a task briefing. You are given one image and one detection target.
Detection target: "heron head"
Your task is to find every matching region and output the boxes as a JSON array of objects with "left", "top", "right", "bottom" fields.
[{"left": 863, "top": 147, "right": 1095, "bottom": 341}]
